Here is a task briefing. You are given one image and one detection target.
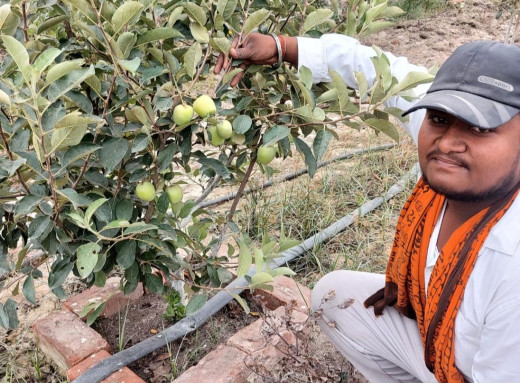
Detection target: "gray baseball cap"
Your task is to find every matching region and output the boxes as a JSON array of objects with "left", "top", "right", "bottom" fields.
[{"left": 403, "top": 40, "right": 520, "bottom": 129}]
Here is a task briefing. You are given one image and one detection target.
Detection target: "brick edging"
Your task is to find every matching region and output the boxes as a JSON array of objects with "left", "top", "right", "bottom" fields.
[{"left": 33, "top": 275, "right": 311, "bottom": 383}]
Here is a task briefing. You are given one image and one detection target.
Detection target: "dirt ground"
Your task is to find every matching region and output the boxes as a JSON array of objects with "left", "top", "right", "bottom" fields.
[{"left": 1, "top": 0, "right": 516, "bottom": 382}]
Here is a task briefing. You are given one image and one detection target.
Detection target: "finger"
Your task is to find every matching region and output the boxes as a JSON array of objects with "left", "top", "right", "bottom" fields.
[
  {"left": 230, "top": 62, "right": 247, "bottom": 87},
  {"left": 214, "top": 53, "right": 224, "bottom": 74}
]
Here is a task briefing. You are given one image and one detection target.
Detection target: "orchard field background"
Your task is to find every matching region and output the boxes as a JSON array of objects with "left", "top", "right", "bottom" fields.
[{"left": 0, "top": 0, "right": 518, "bottom": 382}]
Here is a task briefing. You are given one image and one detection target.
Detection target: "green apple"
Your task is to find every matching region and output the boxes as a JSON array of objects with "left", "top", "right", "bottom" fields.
[
  {"left": 207, "top": 125, "right": 225, "bottom": 146},
  {"left": 166, "top": 185, "right": 183, "bottom": 204},
  {"left": 136, "top": 181, "right": 156, "bottom": 202},
  {"left": 257, "top": 146, "right": 276, "bottom": 165},
  {"left": 193, "top": 95, "right": 216, "bottom": 117},
  {"left": 231, "top": 132, "right": 246, "bottom": 145},
  {"left": 216, "top": 120, "right": 233, "bottom": 139},
  {"left": 173, "top": 104, "right": 194, "bottom": 125}
]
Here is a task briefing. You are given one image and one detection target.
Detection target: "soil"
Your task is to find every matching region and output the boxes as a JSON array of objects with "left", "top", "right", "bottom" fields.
[
  {"left": 1, "top": 0, "right": 515, "bottom": 382},
  {"left": 91, "top": 292, "right": 261, "bottom": 382}
]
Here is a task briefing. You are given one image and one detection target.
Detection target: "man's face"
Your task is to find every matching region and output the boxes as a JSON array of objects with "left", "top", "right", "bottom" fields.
[{"left": 418, "top": 110, "right": 520, "bottom": 203}]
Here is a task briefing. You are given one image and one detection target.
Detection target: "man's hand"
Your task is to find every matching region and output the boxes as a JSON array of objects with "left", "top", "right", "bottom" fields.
[{"left": 214, "top": 33, "right": 279, "bottom": 87}]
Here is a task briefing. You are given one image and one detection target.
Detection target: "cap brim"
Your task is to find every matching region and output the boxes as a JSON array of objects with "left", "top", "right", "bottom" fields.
[{"left": 402, "top": 90, "right": 520, "bottom": 129}]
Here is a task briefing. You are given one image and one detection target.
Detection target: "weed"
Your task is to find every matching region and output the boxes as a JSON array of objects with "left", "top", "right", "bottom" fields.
[
  {"left": 391, "top": 0, "right": 448, "bottom": 18},
  {"left": 118, "top": 302, "right": 131, "bottom": 352},
  {"left": 163, "top": 287, "right": 186, "bottom": 322}
]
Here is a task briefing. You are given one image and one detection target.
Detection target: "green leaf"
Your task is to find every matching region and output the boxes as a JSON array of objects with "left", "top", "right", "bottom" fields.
[
  {"left": 190, "top": 23, "right": 209, "bottom": 44},
  {"left": 0, "top": 299, "right": 19, "bottom": 329},
  {"left": 383, "top": 71, "right": 434, "bottom": 101},
  {"left": 183, "top": 42, "right": 202, "bottom": 79},
  {"left": 99, "top": 138, "right": 129, "bottom": 173},
  {"left": 157, "top": 143, "right": 177, "bottom": 173},
  {"left": 14, "top": 195, "right": 42, "bottom": 216},
  {"left": 0, "top": 89, "right": 10, "bottom": 107},
  {"left": 354, "top": 71, "right": 368, "bottom": 101},
  {"left": 236, "top": 239, "right": 252, "bottom": 278},
  {"left": 131, "top": 133, "right": 149, "bottom": 153},
  {"left": 250, "top": 271, "right": 273, "bottom": 290},
  {"left": 230, "top": 293, "right": 250, "bottom": 313},
  {"left": 243, "top": 9, "right": 270, "bottom": 38},
  {"left": 62, "top": 143, "right": 101, "bottom": 168},
  {"left": 271, "top": 267, "right": 296, "bottom": 277},
  {"left": 144, "top": 273, "right": 164, "bottom": 294},
  {"left": 299, "top": 66, "right": 313, "bottom": 89},
  {"left": 1, "top": 35, "right": 31, "bottom": 84},
  {"left": 37, "top": 15, "right": 68, "bottom": 34},
  {"left": 301, "top": 9, "right": 333, "bottom": 35},
  {"left": 116, "top": 240, "right": 136, "bottom": 269},
  {"left": 263, "top": 125, "right": 290, "bottom": 146},
  {"left": 232, "top": 115, "right": 252, "bottom": 134},
  {"left": 76, "top": 243, "right": 101, "bottom": 278},
  {"left": 135, "top": 27, "right": 182, "bottom": 46},
  {"left": 222, "top": 67, "right": 243, "bottom": 85},
  {"left": 217, "top": 0, "right": 238, "bottom": 20},
  {"left": 118, "top": 57, "right": 140, "bottom": 74},
  {"left": 28, "top": 216, "right": 52, "bottom": 239},
  {"left": 48, "top": 260, "right": 74, "bottom": 290},
  {"left": 183, "top": 2, "right": 206, "bottom": 26},
  {"left": 85, "top": 197, "right": 108, "bottom": 225},
  {"left": 33, "top": 48, "right": 62, "bottom": 75},
  {"left": 116, "top": 199, "right": 133, "bottom": 220},
  {"left": 198, "top": 157, "right": 230, "bottom": 179},
  {"left": 217, "top": 267, "right": 232, "bottom": 284},
  {"left": 22, "top": 275, "right": 37, "bottom": 305},
  {"left": 254, "top": 248, "right": 264, "bottom": 273},
  {"left": 363, "top": 118, "right": 400, "bottom": 143},
  {"left": 50, "top": 112, "right": 97, "bottom": 153},
  {"left": 85, "top": 301, "right": 106, "bottom": 326},
  {"left": 294, "top": 137, "right": 317, "bottom": 178},
  {"left": 209, "top": 37, "right": 231, "bottom": 54},
  {"left": 44, "top": 66, "right": 95, "bottom": 104},
  {"left": 57, "top": 188, "right": 92, "bottom": 209},
  {"left": 45, "top": 59, "right": 84, "bottom": 85},
  {"left": 123, "top": 222, "right": 158, "bottom": 235},
  {"left": 0, "top": 157, "right": 26, "bottom": 176},
  {"left": 329, "top": 70, "right": 351, "bottom": 115},
  {"left": 111, "top": 1, "right": 144, "bottom": 35},
  {"left": 313, "top": 130, "right": 333, "bottom": 161},
  {"left": 117, "top": 32, "right": 137, "bottom": 59},
  {"left": 0, "top": 4, "right": 11, "bottom": 30},
  {"left": 185, "top": 294, "right": 207, "bottom": 315},
  {"left": 62, "top": 0, "right": 96, "bottom": 23}
]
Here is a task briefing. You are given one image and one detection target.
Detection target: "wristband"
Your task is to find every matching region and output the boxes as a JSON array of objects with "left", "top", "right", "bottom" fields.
[
  {"left": 270, "top": 33, "right": 283, "bottom": 69},
  {"left": 278, "top": 35, "right": 287, "bottom": 60}
]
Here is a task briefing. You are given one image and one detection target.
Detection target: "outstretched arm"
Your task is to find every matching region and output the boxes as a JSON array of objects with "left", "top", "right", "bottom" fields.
[{"left": 214, "top": 33, "right": 298, "bottom": 86}]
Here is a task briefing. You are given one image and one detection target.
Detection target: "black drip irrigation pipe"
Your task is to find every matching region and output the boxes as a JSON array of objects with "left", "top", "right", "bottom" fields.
[
  {"left": 73, "top": 163, "right": 419, "bottom": 383},
  {"left": 199, "top": 143, "right": 396, "bottom": 209}
]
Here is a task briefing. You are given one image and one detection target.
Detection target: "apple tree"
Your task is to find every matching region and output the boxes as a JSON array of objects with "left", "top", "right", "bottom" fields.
[{"left": 0, "top": 0, "right": 433, "bottom": 328}]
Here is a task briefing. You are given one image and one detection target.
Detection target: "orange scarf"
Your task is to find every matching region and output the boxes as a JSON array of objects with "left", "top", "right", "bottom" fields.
[{"left": 384, "top": 177, "right": 519, "bottom": 382}]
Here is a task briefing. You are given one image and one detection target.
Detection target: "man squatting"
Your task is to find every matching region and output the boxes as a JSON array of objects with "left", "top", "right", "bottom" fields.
[{"left": 215, "top": 32, "right": 520, "bottom": 382}]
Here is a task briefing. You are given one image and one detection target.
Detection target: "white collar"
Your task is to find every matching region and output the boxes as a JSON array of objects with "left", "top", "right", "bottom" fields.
[{"left": 479, "top": 193, "right": 520, "bottom": 256}]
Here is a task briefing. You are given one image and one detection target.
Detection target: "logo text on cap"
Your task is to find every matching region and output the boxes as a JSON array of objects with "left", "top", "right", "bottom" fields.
[{"left": 477, "top": 76, "right": 514, "bottom": 92}]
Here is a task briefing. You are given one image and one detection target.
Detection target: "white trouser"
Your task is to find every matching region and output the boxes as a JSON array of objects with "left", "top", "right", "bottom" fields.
[{"left": 311, "top": 270, "right": 437, "bottom": 383}]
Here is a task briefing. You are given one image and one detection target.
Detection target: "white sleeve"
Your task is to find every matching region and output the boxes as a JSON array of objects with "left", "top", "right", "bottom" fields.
[{"left": 296, "top": 34, "right": 430, "bottom": 143}]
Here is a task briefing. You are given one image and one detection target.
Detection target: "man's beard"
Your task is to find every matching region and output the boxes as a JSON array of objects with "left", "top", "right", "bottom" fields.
[{"left": 421, "top": 166, "right": 520, "bottom": 203}]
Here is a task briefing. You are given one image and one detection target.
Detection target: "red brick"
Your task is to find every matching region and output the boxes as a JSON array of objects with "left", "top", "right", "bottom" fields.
[
  {"left": 226, "top": 306, "right": 308, "bottom": 354},
  {"left": 250, "top": 275, "right": 312, "bottom": 313},
  {"left": 173, "top": 344, "right": 250, "bottom": 383},
  {"left": 63, "top": 277, "right": 143, "bottom": 319},
  {"left": 33, "top": 310, "right": 110, "bottom": 374},
  {"left": 67, "top": 350, "right": 145, "bottom": 383}
]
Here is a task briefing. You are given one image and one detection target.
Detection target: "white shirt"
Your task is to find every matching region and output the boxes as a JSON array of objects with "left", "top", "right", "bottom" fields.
[{"left": 297, "top": 34, "right": 520, "bottom": 382}]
